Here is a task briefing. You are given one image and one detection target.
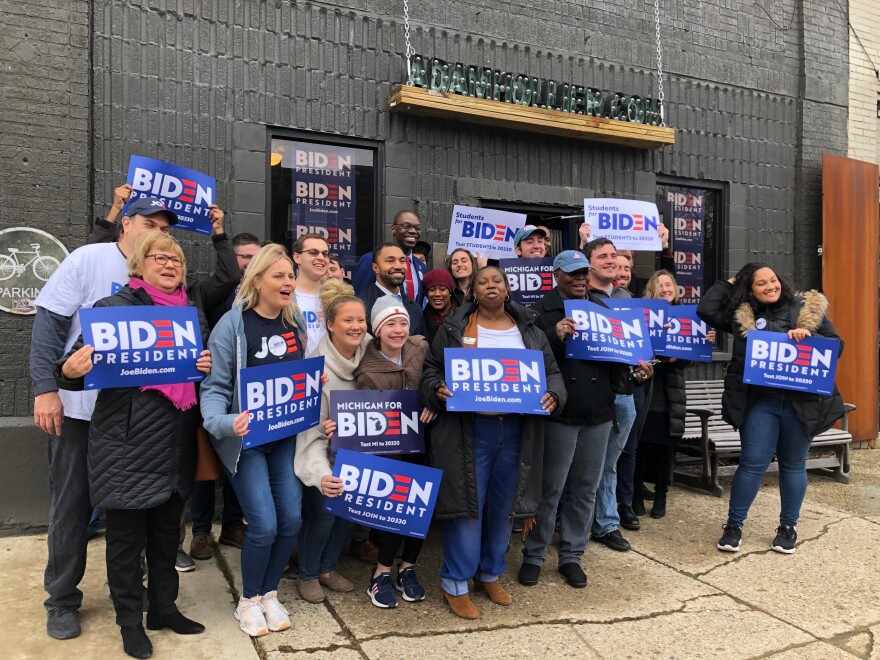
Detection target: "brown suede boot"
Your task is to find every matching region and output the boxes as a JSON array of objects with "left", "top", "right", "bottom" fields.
[
  {"left": 473, "top": 579, "right": 512, "bottom": 606},
  {"left": 442, "top": 589, "right": 479, "bottom": 619}
]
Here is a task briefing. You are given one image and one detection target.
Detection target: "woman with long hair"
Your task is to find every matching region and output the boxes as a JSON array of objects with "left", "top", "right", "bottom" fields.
[
  {"left": 698, "top": 263, "right": 844, "bottom": 554},
  {"left": 201, "top": 243, "right": 308, "bottom": 638},
  {"left": 445, "top": 248, "right": 478, "bottom": 306}
]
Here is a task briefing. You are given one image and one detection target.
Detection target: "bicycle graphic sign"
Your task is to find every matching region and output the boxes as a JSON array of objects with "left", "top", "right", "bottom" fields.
[{"left": 0, "top": 227, "right": 68, "bottom": 315}]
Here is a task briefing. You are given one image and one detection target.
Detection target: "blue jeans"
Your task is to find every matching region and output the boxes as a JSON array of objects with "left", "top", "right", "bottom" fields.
[
  {"left": 728, "top": 391, "right": 812, "bottom": 527},
  {"left": 440, "top": 414, "right": 523, "bottom": 596},
  {"left": 616, "top": 386, "right": 647, "bottom": 506},
  {"left": 299, "top": 485, "right": 354, "bottom": 581},
  {"left": 226, "top": 437, "right": 303, "bottom": 598},
  {"left": 592, "top": 394, "right": 637, "bottom": 536},
  {"left": 523, "top": 419, "right": 611, "bottom": 568}
]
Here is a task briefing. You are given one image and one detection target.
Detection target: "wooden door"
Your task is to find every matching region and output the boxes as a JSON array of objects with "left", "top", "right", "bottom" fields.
[{"left": 822, "top": 153, "right": 879, "bottom": 443}]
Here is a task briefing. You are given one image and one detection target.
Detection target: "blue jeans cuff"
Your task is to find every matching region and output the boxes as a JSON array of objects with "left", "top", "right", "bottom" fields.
[
  {"left": 440, "top": 577, "right": 469, "bottom": 595},
  {"left": 475, "top": 571, "right": 499, "bottom": 583}
]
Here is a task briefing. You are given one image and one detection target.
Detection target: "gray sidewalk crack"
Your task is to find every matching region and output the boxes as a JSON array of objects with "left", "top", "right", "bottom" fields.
[
  {"left": 211, "top": 542, "right": 267, "bottom": 660},
  {"left": 319, "top": 596, "right": 370, "bottom": 659}
]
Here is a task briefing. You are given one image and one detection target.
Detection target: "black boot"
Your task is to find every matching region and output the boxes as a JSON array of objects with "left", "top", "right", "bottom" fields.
[
  {"left": 618, "top": 503, "right": 641, "bottom": 530},
  {"left": 651, "top": 491, "right": 667, "bottom": 519},
  {"left": 632, "top": 498, "right": 646, "bottom": 517},
  {"left": 121, "top": 624, "right": 152, "bottom": 659},
  {"left": 146, "top": 610, "right": 205, "bottom": 634}
]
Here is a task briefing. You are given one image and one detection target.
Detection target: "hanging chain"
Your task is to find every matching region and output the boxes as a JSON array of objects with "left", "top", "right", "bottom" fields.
[
  {"left": 403, "top": 0, "right": 415, "bottom": 85},
  {"left": 653, "top": 0, "right": 666, "bottom": 127}
]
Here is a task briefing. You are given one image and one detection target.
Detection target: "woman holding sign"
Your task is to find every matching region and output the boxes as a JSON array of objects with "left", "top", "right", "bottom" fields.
[
  {"left": 698, "top": 263, "right": 844, "bottom": 554},
  {"left": 353, "top": 296, "right": 435, "bottom": 608},
  {"left": 421, "top": 265, "right": 566, "bottom": 619},
  {"left": 201, "top": 243, "right": 308, "bottom": 638},
  {"left": 56, "top": 232, "right": 210, "bottom": 659}
]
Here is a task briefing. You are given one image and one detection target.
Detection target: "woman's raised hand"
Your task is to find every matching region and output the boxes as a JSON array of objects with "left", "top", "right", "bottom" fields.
[
  {"left": 61, "top": 345, "right": 95, "bottom": 379},
  {"left": 322, "top": 419, "right": 337, "bottom": 439},
  {"left": 788, "top": 328, "right": 812, "bottom": 342},
  {"left": 196, "top": 349, "right": 212, "bottom": 375},
  {"left": 436, "top": 383, "right": 453, "bottom": 403},
  {"left": 232, "top": 410, "right": 251, "bottom": 436},
  {"left": 420, "top": 407, "right": 437, "bottom": 424},
  {"left": 321, "top": 474, "right": 344, "bottom": 498}
]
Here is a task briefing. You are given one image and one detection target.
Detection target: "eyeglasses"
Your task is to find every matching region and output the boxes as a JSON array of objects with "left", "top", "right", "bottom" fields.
[
  {"left": 146, "top": 254, "right": 184, "bottom": 267},
  {"left": 297, "top": 249, "right": 330, "bottom": 259},
  {"left": 393, "top": 223, "right": 421, "bottom": 232}
]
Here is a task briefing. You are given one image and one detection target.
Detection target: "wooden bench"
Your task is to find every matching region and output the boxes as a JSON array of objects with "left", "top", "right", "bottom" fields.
[{"left": 673, "top": 380, "right": 854, "bottom": 496}]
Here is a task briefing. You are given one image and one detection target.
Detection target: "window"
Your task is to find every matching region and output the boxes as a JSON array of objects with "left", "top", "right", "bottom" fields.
[{"left": 269, "top": 134, "right": 382, "bottom": 275}]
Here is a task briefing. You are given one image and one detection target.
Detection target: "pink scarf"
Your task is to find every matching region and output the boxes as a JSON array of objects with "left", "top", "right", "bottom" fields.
[{"left": 129, "top": 277, "right": 197, "bottom": 411}]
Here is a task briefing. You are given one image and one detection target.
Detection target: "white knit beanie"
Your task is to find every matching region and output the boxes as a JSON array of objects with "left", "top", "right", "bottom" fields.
[{"left": 371, "top": 295, "right": 410, "bottom": 334}]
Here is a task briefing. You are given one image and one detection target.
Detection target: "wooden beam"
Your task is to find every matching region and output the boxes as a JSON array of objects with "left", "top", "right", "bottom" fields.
[{"left": 388, "top": 85, "right": 675, "bottom": 149}]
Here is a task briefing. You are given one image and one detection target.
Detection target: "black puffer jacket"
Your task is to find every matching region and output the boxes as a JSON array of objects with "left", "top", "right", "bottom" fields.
[
  {"left": 420, "top": 301, "right": 567, "bottom": 520},
  {"left": 54, "top": 286, "right": 207, "bottom": 510},
  {"left": 697, "top": 281, "right": 845, "bottom": 437},
  {"left": 532, "top": 288, "right": 628, "bottom": 426}
]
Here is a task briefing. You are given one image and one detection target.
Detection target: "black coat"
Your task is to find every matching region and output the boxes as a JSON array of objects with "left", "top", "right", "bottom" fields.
[
  {"left": 532, "top": 288, "right": 626, "bottom": 426},
  {"left": 420, "top": 301, "right": 567, "bottom": 520},
  {"left": 643, "top": 360, "right": 689, "bottom": 443},
  {"left": 54, "top": 286, "right": 207, "bottom": 510},
  {"left": 697, "top": 281, "right": 845, "bottom": 437},
  {"left": 358, "top": 281, "right": 428, "bottom": 337}
]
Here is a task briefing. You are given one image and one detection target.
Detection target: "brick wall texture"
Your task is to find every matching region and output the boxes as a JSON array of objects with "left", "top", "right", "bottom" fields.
[
  {"left": 0, "top": 0, "right": 850, "bottom": 414},
  {"left": 848, "top": 0, "right": 880, "bottom": 164}
]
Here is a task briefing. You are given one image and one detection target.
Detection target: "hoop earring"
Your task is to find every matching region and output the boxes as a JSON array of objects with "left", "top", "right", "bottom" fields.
[{"left": 505, "top": 294, "right": 510, "bottom": 302}]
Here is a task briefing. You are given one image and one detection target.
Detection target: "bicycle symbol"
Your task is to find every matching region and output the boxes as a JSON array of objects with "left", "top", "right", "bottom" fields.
[{"left": 0, "top": 244, "right": 61, "bottom": 282}]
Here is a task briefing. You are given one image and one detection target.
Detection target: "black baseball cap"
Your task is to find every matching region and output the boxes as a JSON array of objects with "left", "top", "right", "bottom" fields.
[{"left": 126, "top": 196, "right": 179, "bottom": 225}]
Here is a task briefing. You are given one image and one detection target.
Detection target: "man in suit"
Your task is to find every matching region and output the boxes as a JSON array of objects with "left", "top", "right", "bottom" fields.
[
  {"left": 352, "top": 210, "right": 427, "bottom": 304},
  {"left": 357, "top": 243, "right": 427, "bottom": 337}
]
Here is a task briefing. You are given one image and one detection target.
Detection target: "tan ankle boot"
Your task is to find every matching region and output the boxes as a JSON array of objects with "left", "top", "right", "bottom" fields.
[
  {"left": 442, "top": 589, "right": 479, "bottom": 619},
  {"left": 474, "top": 579, "right": 512, "bottom": 606}
]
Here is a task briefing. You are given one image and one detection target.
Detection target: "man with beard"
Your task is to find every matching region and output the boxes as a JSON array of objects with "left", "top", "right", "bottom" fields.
[{"left": 357, "top": 243, "right": 426, "bottom": 337}]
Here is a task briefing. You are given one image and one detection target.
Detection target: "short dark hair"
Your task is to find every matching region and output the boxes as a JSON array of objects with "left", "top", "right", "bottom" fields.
[
  {"left": 232, "top": 232, "right": 261, "bottom": 248},
  {"left": 392, "top": 210, "right": 419, "bottom": 225},
  {"left": 292, "top": 233, "right": 329, "bottom": 254},
  {"left": 583, "top": 237, "right": 615, "bottom": 262},
  {"left": 372, "top": 242, "right": 403, "bottom": 264},
  {"left": 413, "top": 241, "right": 431, "bottom": 257},
  {"left": 328, "top": 254, "right": 341, "bottom": 266}
]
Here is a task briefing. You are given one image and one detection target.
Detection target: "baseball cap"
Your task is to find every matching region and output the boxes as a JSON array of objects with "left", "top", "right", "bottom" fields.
[
  {"left": 126, "top": 197, "right": 179, "bottom": 225},
  {"left": 553, "top": 250, "right": 591, "bottom": 273},
  {"left": 513, "top": 225, "right": 548, "bottom": 247}
]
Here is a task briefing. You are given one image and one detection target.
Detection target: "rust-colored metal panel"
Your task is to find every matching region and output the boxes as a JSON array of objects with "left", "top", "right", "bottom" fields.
[{"left": 822, "top": 153, "right": 879, "bottom": 442}]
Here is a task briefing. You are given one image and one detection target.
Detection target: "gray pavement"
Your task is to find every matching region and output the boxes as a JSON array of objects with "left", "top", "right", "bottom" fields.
[{"left": 3, "top": 449, "right": 879, "bottom": 660}]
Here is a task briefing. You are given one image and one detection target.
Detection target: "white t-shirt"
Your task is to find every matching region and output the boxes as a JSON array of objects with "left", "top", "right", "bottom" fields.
[
  {"left": 34, "top": 243, "right": 129, "bottom": 421},
  {"left": 477, "top": 324, "right": 526, "bottom": 349},
  {"left": 295, "top": 290, "right": 325, "bottom": 357}
]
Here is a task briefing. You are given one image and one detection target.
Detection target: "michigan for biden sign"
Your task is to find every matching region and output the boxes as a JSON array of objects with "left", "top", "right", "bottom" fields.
[
  {"left": 238, "top": 356, "right": 324, "bottom": 449},
  {"left": 444, "top": 348, "right": 548, "bottom": 414},
  {"left": 447, "top": 205, "right": 526, "bottom": 260},
  {"left": 324, "top": 449, "right": 442, "bottom": 539},
  {"left": 564, "top": 299, "right": 653, "bottom": 365},
  {"left": 330, "top": 390, "right": 424, "bottom": 455},
  {"left": 585, "top": 198, "right": 662, "bottom": 251},
  {"left": 126, "top": 156, "right": 216, "bottom": 235},
  {"left": 498, "top": 258, "right": 555, "bottom": 306},
  {"left": 79, "top": 306, "right": 204, "bottom": 389},
  {"left": 743, "top": 331, "right": 839, "bottom": 395}
]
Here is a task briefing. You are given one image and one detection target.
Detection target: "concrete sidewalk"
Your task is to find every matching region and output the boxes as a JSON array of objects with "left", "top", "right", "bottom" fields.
[{"left": 3, "top": 450, "right": 879, "bottom": 660}]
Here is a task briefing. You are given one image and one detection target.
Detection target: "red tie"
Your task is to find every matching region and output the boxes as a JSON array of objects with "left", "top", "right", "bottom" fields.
[{"left": 405, "top": 257, "right": 415, "bottom": 300}]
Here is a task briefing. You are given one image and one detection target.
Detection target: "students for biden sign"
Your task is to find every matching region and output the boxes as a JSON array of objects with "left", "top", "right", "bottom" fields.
[
  {"left": 564, "top": 299, "right": 653, "bottom": 365},
  {"left": 238, "top": 356, "right": 324, "bottom": 449},
  {"left": 323, "top": 449, "right": 442, "bottom": 539},
  {"left": 657, "top": 305, "right": 712, "bottom": 362},
  {"left": 446, "top": 205, "right": 526, "bottom": 260},
  {"left": 743, "top": 330, "right": 839, "bottom": 395},
  {"left": 330, "top": 390, "right": 424, "bottom": 455},
  {"left": 584, "top": 198, "right": 662, "bottom": 251},
  {"left": 444, "top": 347, "right": 549, "bottom": 414},
  {"left": 79, "top": 306, "right": 204, "bottom": 389},
  {"left": 606, "top": 298, "right": 669, "bottom": 353},
  {"left": 498, "top": 258, "right": 555, "bottom": 306},
  {"left": 126, "top": 156, "right": 216, "bottom": 235}
]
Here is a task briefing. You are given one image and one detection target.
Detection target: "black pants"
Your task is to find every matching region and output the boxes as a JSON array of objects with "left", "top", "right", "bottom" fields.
[
  {"left": 44, "top": 417, "right": 91, "bottom": 611},
  {"left": 105, "top": 495, "right": 185, "bottom": 626},
  {"left": 634, "top": 410, "right": 676, "bottom": 498},
  {"left": 189, "top": 476, "right": 244, "bottom": 536},
  {"left": 377, "top": 532, "right": 423, "bottom": 568}
]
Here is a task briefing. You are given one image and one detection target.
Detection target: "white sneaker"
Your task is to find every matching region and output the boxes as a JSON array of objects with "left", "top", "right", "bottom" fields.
[
  {"left": 234, "top": 596, "right": 269, "bottom": 637},
  {"left": 260, "top": 591, "right": 291, "bottom": 632}
]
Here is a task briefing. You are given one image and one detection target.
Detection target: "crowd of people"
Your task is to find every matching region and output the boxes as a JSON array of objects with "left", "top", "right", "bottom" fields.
[{"left": 31, "top": 193, "right": 845, "bottom": 657}]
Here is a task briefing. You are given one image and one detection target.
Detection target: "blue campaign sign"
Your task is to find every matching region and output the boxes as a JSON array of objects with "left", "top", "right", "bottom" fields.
[
  {"left": 323, "top": 449, "right": 442, "bottom": 539},
  {"left": 563, "top": 299, "right": 653, "bottom": 365},
  {"left": 498, "top": 258, "right": 555, "bottom": 306},
  {"left": 606, "top": 298, "right": 670, "bottom": 352},
  {"left": 126, "top": 156, "right": 216, "bottom": 235},
  {"left": 743, "top": 330, "right": 840, "bottom": 395},
  {"left": 79, "top": 306, "right": 205, "bottom": 389},
  {"left": 238, "top": 356, "right": 324, "bottom": 449},
  {"left": 658, "top": 305, "right": 713, "bottom": 362},
  {"left": 330, "top": 390, "right": 425, "bottom": 456},
  {"left": 444, "top": 347, "right": 548, "bottom": 415}
]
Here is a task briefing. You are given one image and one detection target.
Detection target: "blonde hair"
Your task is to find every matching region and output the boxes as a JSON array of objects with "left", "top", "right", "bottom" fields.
[
  {"left": 318, "top": 279, "right": 363, "bottom": 328},
  {"left": 644, "top": 269, "right": 679, "bottom": 304},
  {"left": 127, "top": 231, "right": 187, "bottom": 282},
  {"left": 235, "top": 244, "right": 302, "bottom": 327}
]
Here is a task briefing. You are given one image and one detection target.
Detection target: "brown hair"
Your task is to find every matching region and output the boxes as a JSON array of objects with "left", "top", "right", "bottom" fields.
[
  {"left": 292, "top": 233, "right": 329, "bottom": 254},
  {"left": 644, "top": 269, "right": 680, "bottom": 304}
]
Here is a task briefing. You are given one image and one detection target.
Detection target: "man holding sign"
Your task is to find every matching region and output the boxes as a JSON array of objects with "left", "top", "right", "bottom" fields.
[{"left": 698, "top": 263, "right": 844, "bottom": 555}]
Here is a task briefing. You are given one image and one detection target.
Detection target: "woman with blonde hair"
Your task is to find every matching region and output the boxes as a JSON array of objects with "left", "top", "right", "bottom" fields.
[{"left": 201, "top": 243, "right": 308, "bottom": 638}]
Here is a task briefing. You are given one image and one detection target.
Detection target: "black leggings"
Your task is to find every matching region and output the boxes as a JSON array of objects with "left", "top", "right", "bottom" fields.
[{"left": 377, "top": 532, "right": 424, "bottom": 568}]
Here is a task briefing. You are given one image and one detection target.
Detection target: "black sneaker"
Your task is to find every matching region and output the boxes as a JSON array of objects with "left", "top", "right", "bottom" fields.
[
  {"left": 175, "top": 549, "right": 195, "bottom": 573},
  {"left": 771, "top": 524, "right": 797, "bottom": 554},
  {"left": 618, "top": 503, "right": 641, "bottom": 530},
  {"left": 717, "top": 523, "right": 742, "bottom": 552},
  {"left": 47, "top": 607, "right": 81, "bottom": 640},
  {"left": 590, "top": 529, "right": 631, "bottom": 552},
  {"left": 558, "top": 562, "right": 587, "bottom": 588},
  {"left": 395, "top": 566, "right": 426, "bottom": 602},
  {"left": 517, "top": 562, "right": 541, "bottom": 586}
]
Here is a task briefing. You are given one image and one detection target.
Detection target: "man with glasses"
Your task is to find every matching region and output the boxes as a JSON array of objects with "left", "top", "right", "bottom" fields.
[
  {"left": 352, "top": 210, "right": 428, "bottom": 305},
  {"left": 293, "top": 233, "right": 331, "bottom": 355}
]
